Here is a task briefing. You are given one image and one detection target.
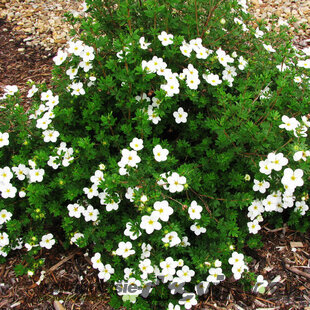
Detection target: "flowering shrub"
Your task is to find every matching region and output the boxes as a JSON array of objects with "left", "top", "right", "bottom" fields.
[{"left": 1, "top": 0, "right": 310, "bottom": 308}]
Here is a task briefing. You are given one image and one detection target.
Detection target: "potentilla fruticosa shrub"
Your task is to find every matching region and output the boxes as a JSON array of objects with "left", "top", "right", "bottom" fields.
[{"left": 1, "top": 0, "right": 310, "bottom": 308}]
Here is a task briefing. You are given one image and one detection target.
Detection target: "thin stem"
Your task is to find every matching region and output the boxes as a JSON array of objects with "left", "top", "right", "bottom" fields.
[
  {"left": 195, "top": 0, "right": 199, "bottom": 36},
  {"left": 200, "top": 0, "right": 225, "bottom": 40},
  {"left": 189, "top": 188, "right": 219, "bottom": 223},
  {"left": 160, "top": 192, "right": 187, "bottom": 209}
]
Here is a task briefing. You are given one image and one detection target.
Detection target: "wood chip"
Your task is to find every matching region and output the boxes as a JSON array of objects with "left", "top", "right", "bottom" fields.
[
  {"left": 290, "top": 242, "right": 304, "bottom": 248},
  {"left": 53, "top": 300, "right": 66, "bottom": 310}
]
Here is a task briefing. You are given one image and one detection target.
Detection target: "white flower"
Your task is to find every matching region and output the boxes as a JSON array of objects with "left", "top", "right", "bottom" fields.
[
  {"left": 79, "top": 61, "right": 93, "bottom": 72},
  {"left": 119, "top": 149, "right": 141, "bottom": 168},
  {"left": 178, "top": 292, "right": 197, "bottom": 309},
  {"left": 53, "top": 49, "right": 68, "bottom": 65},
  {"left": 190, "top": 223, "right": 206, "bottom": 235},
  {"left": 67, "top": 203, "right": 84, "bottom": 218},
  {"left": 281, "top": 168, "right": 303, "bottom": 190},
  {"left": 180, "top": 43, "right": 192, "bottom": 57},
  {"left": 29, "top": 168, "right": 45, "bottom": 183},
  {"left": 36, "top": 117, "right": 52, "bottom": 130},
  {"left": 82, "top": 205, "right": 99, "bottom": 222},
  {"left": 0, "top": 132, "right": 9, "bottom": 148},
  {"left": 253, "top": 179, "right": 270, "bottom": 194},
  {"left": 263, "top": 44, "right": 276, "bottom": 52},
  {"left": 202, "top": 73, "right": 222, "bottom": 86},
  {"left": 106, "top": 198, "right": 120, "bottom": 212},
  {"left": 139, "top": 258, "right": 154, "bottom": 277},
  {"left": 3, "top": 85, "right": 18, "bottom": 96},
  {"left": 297, "top": 59, "right": 310, "bottom": 69},
  {"left": 47, "top": 156, "right": 60, "bottom": 169},
  {"left": 43, "top": 130, "right": 60, "bottom": 143},
  {"left": 196, "top": 47, "right": 212, "bottom": 59},
  {"left": 153, "top": 200, "right": 173, "bottom": 221},
  {"left": 70, "top": 232, "right": 84, "bottom": 245},
  {"left": 248, "top": 200, "right": 264, "bottom": 218},
  {"left": 91, "top": 252, "right": 104, "bottom": 270},
  {"left": 139, "top": 37, "right": 151, "bottom": 49},
  {"left": 19, "top": 191, "right": 26, "bottom": 198},
  {"left": 39, "top": 233, "right": 55, "bottom": 249},
  {"left": 188, "top": 201, "right": 203, "bottom": 220},
  {"left": 279, "top": 115, "right": 300, "bottom": 131},
  {"left": 46, "top": 95, "right": 59, "bottom": 108},
  {"left": 0, "top": 209, "right": 12, "bottom": 224},
  {"left": 0, "top": 232, "right": 9, "bottom": 247},
  {"left": 186, "top": 75, "right": 200, "bottom": 90},
  {"left": 247, "top": 219, "right": 261, "bottom": 234},
  {"left": 183, "top": 64, "right": 199, "bottom": 78},
  {"left": 158, "top": 31, "right": 173, "bottom": 46},
  {"left": 228, "top": 252, "right": 244, "bottom": 265},
  {"left": 98, "top": 264, "right": 115, "bottom": 281},
  {"left": 41, "top": 90, "right": 53, "bottom": 101},
  {"left": 141, "top": 243, "right": 152, "bottom": 259},
  {"left": 276, "top": 63, "right": 288, "bottom": 72},
  {"left": 294, "top": 201, "right": 309, "bottom": 216},
  {"left": 125, "top": 187, "right": 139, "bottom": 202},
  {"left": 216, "top": 48, "right": 234, "bottom": 66},
  {"left": 140, "top": 194, "right": 148, "bottom": 204},
  {"left": 232, "top": 262, "right": 247, "bottom": 280},
  {"left": 258, "top": 159, "right": 272, "bottom": 175},
  {"left": 162, "top": 231, "right": 181, "bottom": 247},
  {"left": 214, "top": 259, "right": 222, "bottom": 267},
  {"left": 253, "top": 275, "right": 268, "bottom": 293},
  {"left": 293, "top": 150, "right": 310, "bottom": 161},
  {"left": 167, "top": 172, "right": 186, "bottom": 193},
  {"left": 238, "top": 56, "right": 247, "bottom": 70},
  {"left": 130, "top": 137, "right": 143, "bottom": 151},
  {"left": 267, "top": 152, "right": 288, "bottom": 171},
  {"left": 124, "top": 222, "right": 142, "bottom": 240},
  {"left": 140, "top": 211, "right": 162, "bottom": 234},
  {"left": 189, "top": 38, "right": 203, "bottom": 52},
  {"left": 207, "top": 267, "right": 225, "bottom": 284},
  {"left": 83, "top": 184, "right": 99, "bottom": 199},
  {"left": 27, "top": 85, "right": 38, "bottom": 98},
  {"left": 179, "top": 236, "right": 191, "bottom": 247},
  {"left": 81, "top": 46, "right": 95, "bottom": 62},
  {"left": 1, "top": 183, "right": 17, "bottom": 199},
  {"left": 153, "top": 145, "right": 169, "bottom": 162},
  {"left": 302, "top": 47, "right": 310, "bottom": 56},
  {"left": 147, "top": 106, "right": 161, "bottom": 124},
  {"left": 160, "top": 257, "right": 178, "bottom": 276},
  {"left": 71, "top": 82, "right": 85, "bottom": 96},
  {"left": 254, "top": 27, "right": 264, "bottom": 38},
  {"left": 116, "top": 241, "right": 135, "bottom": 258},
  {"left": 195, "top": 281, "right": 210, "bottom": 296},
  {"left": 90, "top": 170, "right": 105, "bottom": 185},
  {"left": 0, "top": 167, "right": 13, "bottom": 184},
  {"left": 168, "top": 278, "right": 185, "bottom": 295},
  {"left": 68, "top": 40, "right": 84, "bottom": 56},
  {"left": 161, "top": 80, "right": 180, "bottom": 97}
]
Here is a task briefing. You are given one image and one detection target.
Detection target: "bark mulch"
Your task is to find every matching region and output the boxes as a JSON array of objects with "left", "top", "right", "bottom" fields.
[{"left": 0, "top": 18, "right": 54, "bottom": 109}]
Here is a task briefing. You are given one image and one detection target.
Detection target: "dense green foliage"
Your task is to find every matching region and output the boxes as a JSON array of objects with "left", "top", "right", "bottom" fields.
[{"left": 0, "top": 0, "right": 309, "bottom": 309}]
